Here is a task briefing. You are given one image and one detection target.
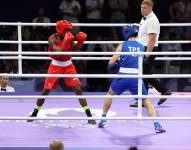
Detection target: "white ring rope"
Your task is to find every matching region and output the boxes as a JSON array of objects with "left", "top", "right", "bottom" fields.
[
  {"left": 1, "top": 56, "right": 191, "bottom": 61},
  {"left": 0, "top": 22, "right": 190, "bottom": 26},
  {"left": 0, "top": 73, "right": 191, "bottom": 78},
  {"left": 0, "top": 116, "right": 190, "bottom": 120},
  {"left": 1, "top": 51, "right": 191, "bottom": 55},
  {"left": 155, "top": 57, "right": 191, "bottom": 61},
  {"left": 0, "top": 56, "right": 111, "bottom": 60},
  {"left": 0, "top": 40, "right": 191, "bottom": 44},
  {"left": 0, "top": 95, "right": 190, "bottom": 99}
]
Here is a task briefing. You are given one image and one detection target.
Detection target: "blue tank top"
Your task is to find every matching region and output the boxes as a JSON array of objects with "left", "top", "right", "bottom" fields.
[{"left": 120, "top": 41, "right": 144, "bottom": 69}]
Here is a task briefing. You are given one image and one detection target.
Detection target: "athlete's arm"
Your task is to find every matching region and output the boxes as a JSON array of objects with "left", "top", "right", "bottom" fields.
[
  {"left": 109, "top": 44, "right": 122, "bottom": 64},
  {"left": 49, "top": 38, "right": 62, "bottom": 51},
  {"left": 146, "top": 33, "right": 156, "bottom": 52}
]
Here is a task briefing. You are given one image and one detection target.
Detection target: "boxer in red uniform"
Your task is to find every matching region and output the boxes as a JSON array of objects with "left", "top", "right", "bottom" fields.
[{"left": 28, "top": 20, "right": 96, "bottom": 124}]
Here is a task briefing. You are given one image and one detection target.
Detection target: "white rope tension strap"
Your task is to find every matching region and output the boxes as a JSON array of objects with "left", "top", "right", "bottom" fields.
[
  {"left": 0, "top": 116, "right": 191, "bottom": 120},
  {"left": 0, "top": 95, "right": 190, "bottom": 99}
]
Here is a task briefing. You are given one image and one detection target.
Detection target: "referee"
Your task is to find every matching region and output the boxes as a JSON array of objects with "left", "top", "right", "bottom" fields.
[
  {"left": 130, "top": 0, "right": 171, "bottom": 107},
  {"left": 0, "top": 76, "right": 15, "bottom": 93}
]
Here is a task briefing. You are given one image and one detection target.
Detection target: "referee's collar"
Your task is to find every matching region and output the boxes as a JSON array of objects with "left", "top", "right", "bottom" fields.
[{"left": 143, "top": 11, "right": 154, "bottom": 20}]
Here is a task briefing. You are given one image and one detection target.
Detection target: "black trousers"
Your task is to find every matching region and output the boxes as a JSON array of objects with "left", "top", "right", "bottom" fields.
[{"left": 143, "top": 47, "right": 168, "bottom": 93}]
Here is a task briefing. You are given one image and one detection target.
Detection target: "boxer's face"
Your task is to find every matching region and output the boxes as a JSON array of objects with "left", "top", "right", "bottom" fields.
[{"left": 141, "top": 4, "right": 152, "bottom": 16}]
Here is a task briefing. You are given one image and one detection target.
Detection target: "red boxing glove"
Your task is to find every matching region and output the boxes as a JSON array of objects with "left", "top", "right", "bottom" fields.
[
  {"left": 59, "top": 32, "right": 74, "bottom": 50},
  {"left": 75, "top": 32, "right": 87, "bottom": 49}
]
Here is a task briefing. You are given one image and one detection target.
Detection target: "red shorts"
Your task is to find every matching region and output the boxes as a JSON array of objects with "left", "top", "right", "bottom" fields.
[{"left": 44, "top": 63, "right": 81, "bottom": 90}]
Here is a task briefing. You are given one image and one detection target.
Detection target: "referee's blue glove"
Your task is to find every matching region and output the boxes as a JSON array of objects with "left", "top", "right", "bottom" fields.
[{"left": 107, "top": 62, "right": 120, "bottom": 74}]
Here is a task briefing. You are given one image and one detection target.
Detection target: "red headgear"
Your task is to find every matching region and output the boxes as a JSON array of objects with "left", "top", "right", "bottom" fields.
[{"left": 56, "top": 20, "right": 72, "bottom": 36}]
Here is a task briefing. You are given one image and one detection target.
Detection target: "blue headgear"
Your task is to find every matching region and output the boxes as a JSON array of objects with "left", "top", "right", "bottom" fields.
[{"left": 122, "top": 25, "right": 139, "bottom": 40}]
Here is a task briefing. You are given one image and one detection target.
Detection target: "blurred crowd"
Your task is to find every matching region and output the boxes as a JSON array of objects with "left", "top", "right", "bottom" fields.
[{"left": 0, "top": 0, "right": 190, "bottom": 91}]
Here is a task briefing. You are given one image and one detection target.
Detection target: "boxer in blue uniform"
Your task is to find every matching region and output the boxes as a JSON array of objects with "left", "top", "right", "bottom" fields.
[{"left": 98, "top": 25, "right": 166, "bottom": 134}]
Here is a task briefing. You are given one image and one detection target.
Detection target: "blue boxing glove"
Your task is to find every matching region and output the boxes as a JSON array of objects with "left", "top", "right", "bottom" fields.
[
  {"left": 143, "top": 56, "right": 150, "bottom": 65},
  {"left": 107, "top": 62, "right": 120, "bottom": 74}
]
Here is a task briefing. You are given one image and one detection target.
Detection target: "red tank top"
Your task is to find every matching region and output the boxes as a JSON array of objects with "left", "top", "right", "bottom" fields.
[{"left": 48, "top": 34, "right": 71, "bottom": 61}]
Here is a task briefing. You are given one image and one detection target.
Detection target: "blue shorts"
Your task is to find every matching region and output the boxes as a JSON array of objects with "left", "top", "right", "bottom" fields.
[{"left": 111, "top": 77, "right": 148, "bottom": 95}]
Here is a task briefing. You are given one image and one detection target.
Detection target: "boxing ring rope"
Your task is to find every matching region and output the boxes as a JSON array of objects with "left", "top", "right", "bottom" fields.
[
  {"left": 0, "top": 73, "right": 156, "bottom": 78},
  {"left": 0, "top": 56, "right": 111, "bottom": 60},
  {"left": 1, "top": 56, "right": 191, "bottom": 61},
  {"left": 0, "top": 40, "right": 191, "bottom": 44},
  {"left": 0, "top": 95, "right": 190, "bottom": 99},
  {"left": 0, "top": 117, "right": 191, "bottom": 120},
  {"left": 1, "top": 51, "right": 191, "bottom": 55},
  {"left": 0, "top": 22, "right": 190, "bottom": 26},
  {"left": 1, "top": 73, "right": 191, "bottom": 78},
  {"left": 0, "top": 22, "right": 191, "bottom": 120}
]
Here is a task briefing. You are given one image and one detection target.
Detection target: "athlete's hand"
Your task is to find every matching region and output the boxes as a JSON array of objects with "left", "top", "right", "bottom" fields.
[
  {"left": 75, "top": 32, "right": 87, "bottom": 49},
  {"left": 143, "top": 56, "right": 150, "bottom": 65},
  {"left": 107, "top": 62, "right": 120, "bottom": 74}
]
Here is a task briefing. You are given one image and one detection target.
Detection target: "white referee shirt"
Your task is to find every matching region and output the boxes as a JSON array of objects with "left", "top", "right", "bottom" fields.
[
  {"left": 0, "top": 85, "right": 15, "bottom": 93},
  {"left": 137, "top": 11, "right": 160, "bottom": 47}
]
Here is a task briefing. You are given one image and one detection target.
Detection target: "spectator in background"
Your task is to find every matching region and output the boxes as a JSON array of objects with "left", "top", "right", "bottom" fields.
[
  {"left": 185, "top": 0, "right": 191, "bottom": 22},
  {"left": 23, "top": 24, "right": 49, "bottom": 74},
  {"left": 32, "top": 8, "right": 51, "bottom": 28},
  {"left": 161, "top": 28, "right": 182, "bottom": 52},
  {"left": 0, "top": 26, "right": 14, "bottom": 40},
  {"left": 85, "top": 0, "right": 104, "bottom": 39},
  {"left": 49, "top": 140, "right": 64, "bottom": 150},
  {"left": 160, "top": 30, "right": 182, "bottom": 74},
  {"left": 2, "top": 30, "right": 18, "bottom": 73},
  {"left": 184, "top": 27, "right": 191, "bottom": 40},
  {"left": 32, "top": 8, "right": 51, "bottom": 40},
  {"left": 59, "top": 0, "right": 81, "bottom": 33},
  {"left": 108, "top": 0, "right": 128, "bottom": 40},
  {"left": 86, "top": 34, "right": 115, "bottom": 53},
  {"left": 85, "top": 0, "right": 103, "bottom": 23},
  {"left": 86, "top": 34, "right": 115, "bottom": 91},
  {"left": 168, "top": 0, "right": 191, "bottom": 40},
  {"left": 184, "top": 0, "right": 191, "bottom": 40},
  {"left": 169, "top": 0, "right": 189, "bottom": 23},
  {"left": 168, "top": 0, "right": 191, "bottom": 36},
  {"left": 28, "top": 7, "right": 51, "bottom": 75},
  {"left": 0, "top": 75, "right": 15, "bottom": 92}
]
